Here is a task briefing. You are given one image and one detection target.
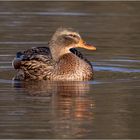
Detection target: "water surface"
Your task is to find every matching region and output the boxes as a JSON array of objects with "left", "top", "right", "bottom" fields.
[{"left": 0, "top": 1, "right": 140, "bottom": 139}]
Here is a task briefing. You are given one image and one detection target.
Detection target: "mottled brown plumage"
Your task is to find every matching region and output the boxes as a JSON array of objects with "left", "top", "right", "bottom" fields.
[{"left": 12, "top": 28, "right": 96, "bottom": 81}]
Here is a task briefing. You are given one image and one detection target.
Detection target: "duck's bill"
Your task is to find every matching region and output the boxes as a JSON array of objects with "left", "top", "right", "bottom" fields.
[{"left": 78, "top": 39, "right": 96, "bottom": 50}]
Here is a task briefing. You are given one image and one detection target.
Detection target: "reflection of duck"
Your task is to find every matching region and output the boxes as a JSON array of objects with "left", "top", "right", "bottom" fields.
[
  {"left": 13, "top": 80, "right": 90, "bottom": 97},
  {"left": 12, "top": 28, "right": 96, "bottom": 81},
  {"left": 13, "top": 80, "right": 95, "bottom": 138}
]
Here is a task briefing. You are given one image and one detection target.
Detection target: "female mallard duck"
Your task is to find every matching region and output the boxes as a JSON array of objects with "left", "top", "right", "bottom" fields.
[{"left": 12, "top": 28, "right": 96, "bottom": 81}]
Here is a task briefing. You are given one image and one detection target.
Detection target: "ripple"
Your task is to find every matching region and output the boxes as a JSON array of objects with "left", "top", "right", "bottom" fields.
[
  {"left": 0, "top": 66, "right": 12, "bottom": 69},
  {"left": 0, "top": 12, "right": 88, "bottom": 16},
  {"left": 0, "top": 79, "right": 13, "bottom": 84},
  {"left": 0, "top": 42, "right": 47, "bottom": 45},
  {"left": 94, "top": 66, "right": 140, "bottom": 73},
  {"left": 109, "top": 59, "right": 140, "bottom": 63},
  {"left": 0, "top": 12, "right": 140, "bottom": 17},
  {"left": 0, "top": 62, "right": 11, "bottom": 64}
]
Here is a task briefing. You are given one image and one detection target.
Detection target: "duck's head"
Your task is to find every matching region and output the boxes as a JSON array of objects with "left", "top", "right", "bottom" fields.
[{"left": 49, "top": 27, "right": 96, "bottom": 60}]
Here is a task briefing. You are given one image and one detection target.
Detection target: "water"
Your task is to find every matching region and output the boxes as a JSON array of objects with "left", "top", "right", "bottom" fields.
[{"left": 0, "top": 1, "right": 140, "bottom": 139}]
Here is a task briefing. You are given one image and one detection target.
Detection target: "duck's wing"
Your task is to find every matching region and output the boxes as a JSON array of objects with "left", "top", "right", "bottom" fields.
[
  {"left": 12, "top": 47, "right": 55, "bottom": 80},
  {"left": 70, "top": 48, "right": 92, "bottom": 67},
  {"left": 13, "top": 46, "right": 54, "bottom": 69},
  {"left": 16, "top": 46, "right": 52, "bottom": 62}
]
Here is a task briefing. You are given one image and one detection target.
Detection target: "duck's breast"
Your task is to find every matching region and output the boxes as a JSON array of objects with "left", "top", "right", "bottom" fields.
[{"left": 52, "top": 53, "right": 93, "bottom": 81}]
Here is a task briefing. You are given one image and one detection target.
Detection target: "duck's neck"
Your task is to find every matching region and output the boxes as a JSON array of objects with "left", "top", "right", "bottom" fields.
[{"left": 49, "top": 42, "right": 71, "bottom": 61}]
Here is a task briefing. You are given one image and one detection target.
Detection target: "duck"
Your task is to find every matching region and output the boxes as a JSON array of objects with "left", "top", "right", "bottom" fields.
[{"left": 12, "top": 27, "right": 96, "bottom": 81}]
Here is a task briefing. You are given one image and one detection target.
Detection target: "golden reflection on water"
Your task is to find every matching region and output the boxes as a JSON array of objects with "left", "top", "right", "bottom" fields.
[{"left": 13, "top": 81, "right": 95, "bottom": 138}]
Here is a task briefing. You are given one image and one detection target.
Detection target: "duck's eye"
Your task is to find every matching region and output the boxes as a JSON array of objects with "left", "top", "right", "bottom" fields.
[
  {"left": 83, "top": 41, "right": 86, "bottom": 44},
  {"left": 63, "top": 34, "right": 79, "bottom": 42},
  {"left": 69, "top": 34, "right": 77, "bottom": 38}
]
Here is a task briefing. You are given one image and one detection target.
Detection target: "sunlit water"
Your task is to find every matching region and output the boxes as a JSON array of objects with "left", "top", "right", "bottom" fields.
[{"left": 0, "top": 1, "right": 140, "bottom": 139}]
